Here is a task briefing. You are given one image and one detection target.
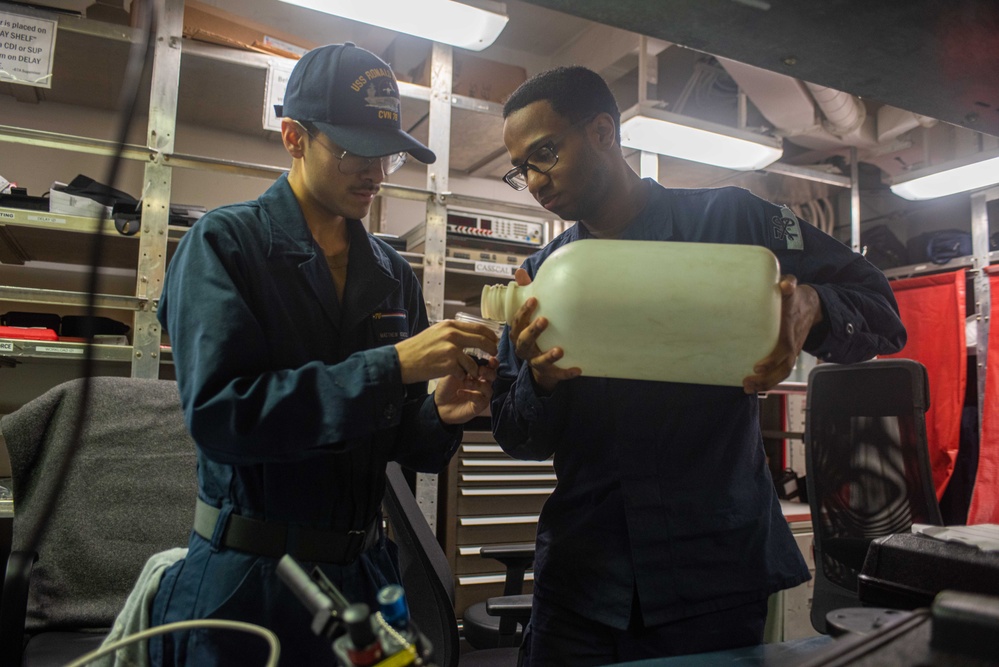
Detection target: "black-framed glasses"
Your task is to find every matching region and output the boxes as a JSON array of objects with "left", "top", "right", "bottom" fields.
[
  {"left": 502, "top": 114, "right": 597, "bottom": 190},
  {"left": 296, "top": 121, "right": 407, "bottom": 176}
]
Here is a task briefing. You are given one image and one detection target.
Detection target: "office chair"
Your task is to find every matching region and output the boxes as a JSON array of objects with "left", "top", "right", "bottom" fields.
[
  {"left": 0, "top": 377, "right": 197, "bottom": 667},
  {"left": 382, "top": 462, "right": 528, "bottom": 667},
  {"left": 461, "top": 543, "right": 533, "bottom": 650},
  {"left": 804, "top": 359, "right": 943, "bottom": 635}
]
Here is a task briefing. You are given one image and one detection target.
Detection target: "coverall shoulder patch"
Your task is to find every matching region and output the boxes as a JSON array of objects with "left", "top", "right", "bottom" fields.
[{"left": 771, "top": 206, "right": 804, "bottom": 251}]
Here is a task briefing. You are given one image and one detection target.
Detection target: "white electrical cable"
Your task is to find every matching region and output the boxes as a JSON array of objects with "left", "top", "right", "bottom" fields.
[
  {"left": 802, "top": 202, "right": 814, "bottom": 231},
  {"left": 818, "top": 197, "right": 834, "bottom": 236},
  {"left": 62, "top": 619, "right": 281, "bottom": 667},
  {"left": 674, "top": 60, "right": 716, "bottom": 114},
  {"left": 788, "top": 198, "right": 837, "bottom": 237}
]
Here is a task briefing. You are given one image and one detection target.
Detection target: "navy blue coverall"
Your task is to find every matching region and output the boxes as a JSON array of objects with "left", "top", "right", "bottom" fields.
[
  {"left": 150, "top": 175, "right": 461, "bottom": 666},
  {"left": 491, "top": 182, "right": 906, "bottom": 652}
]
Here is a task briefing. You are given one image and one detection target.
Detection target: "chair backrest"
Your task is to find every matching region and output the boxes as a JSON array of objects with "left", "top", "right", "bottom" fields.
[
  {"left": 383, "top": 462, "right": 461, "bottom": 667},
  {"left": 1, "top": 377, "right": 198, "bottom": 634},
  {"left": 804, "top": 359, "right": 943, "bottom": 633}
]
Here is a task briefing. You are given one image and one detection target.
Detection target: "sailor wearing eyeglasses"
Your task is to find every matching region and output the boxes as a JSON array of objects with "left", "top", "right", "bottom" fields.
[
  {"left": 492, "top": 66, "right": 906, "bottom": 666},
  {"left": 146, "top": 43, "right": 499, "bottom": 667}
]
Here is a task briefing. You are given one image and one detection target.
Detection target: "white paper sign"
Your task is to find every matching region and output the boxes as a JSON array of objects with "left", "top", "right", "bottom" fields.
[
  {"left": 263, "top": 57, "right": 296, "bottom": 132},
  {"left": 0, "top": 12, "right": 58, "bottom": 89},
  {"left": 0, "top": 342, "right": 14, "bottom": 352}
]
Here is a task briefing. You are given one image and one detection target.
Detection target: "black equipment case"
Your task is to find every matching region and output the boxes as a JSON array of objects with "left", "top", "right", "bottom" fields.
[
  {"left": 799, "top": 590, "right": 999, "bottom": 666},
  {"left": 858, "top": 532, "right": 999, "bottom": 610}
]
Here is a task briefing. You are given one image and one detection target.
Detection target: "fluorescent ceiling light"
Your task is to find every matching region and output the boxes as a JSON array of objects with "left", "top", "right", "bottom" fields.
[
  {"left": 279, "top": 0, "right": 509, "bottom": 51},
  {"left": 890, "top": 148, "right": 999, "bottom": 200},
  {"left": 620, "top": 103, "right": 783, "bottom": 171}
]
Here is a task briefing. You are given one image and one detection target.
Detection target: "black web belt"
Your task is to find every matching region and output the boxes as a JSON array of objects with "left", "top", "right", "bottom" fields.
[{"left": 193, "top": 498, "right": 380, "bottom": 564}]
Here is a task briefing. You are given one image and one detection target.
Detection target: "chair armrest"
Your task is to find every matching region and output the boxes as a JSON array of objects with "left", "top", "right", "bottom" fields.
[
  {"left": 0, "top": 550, "right": 37, "bottom": 667},
  {"left": 486, "top": 593, "right": 533, "bottom": 646},
  {"left": 485, "top": 594, "right": 532, "bottom": 619}
]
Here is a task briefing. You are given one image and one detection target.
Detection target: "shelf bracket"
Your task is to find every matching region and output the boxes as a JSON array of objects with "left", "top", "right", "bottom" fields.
[
  {"left": 417, "top": 41, "right": 456, "bottom": 536},
  {"left": 129, "top": 0, "right": 182, "bottom": 379}
]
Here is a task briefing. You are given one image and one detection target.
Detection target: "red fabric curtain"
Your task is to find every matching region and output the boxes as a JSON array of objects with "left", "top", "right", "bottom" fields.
[
  {"left": 968, "top": 268, "right": 999, "bottom": 523},
  {"left": 884, "top": 271, "right": 966, "bottom": 498}
]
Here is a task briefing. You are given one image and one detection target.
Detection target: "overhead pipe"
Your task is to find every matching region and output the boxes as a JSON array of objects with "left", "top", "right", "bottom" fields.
[
  {"left": 717, "top": 57, "right": 893, "bottom": 150},
  {"left": 805, "top": 82, "right": 866, "bottom": 136}
]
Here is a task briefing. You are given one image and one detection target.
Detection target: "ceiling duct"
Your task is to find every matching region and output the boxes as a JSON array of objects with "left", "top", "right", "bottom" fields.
[
  {"left": 876, "top": 106, "right": 938, "bottom": 144},
  {"left": 714, "top": 57, "right": 816, "bottom": 134},
  {"left": 716, "top": 56, "right": 928, "bottom": 153},
  {"left": 805, "top": 82, "right": 866, "bottom": 136}
]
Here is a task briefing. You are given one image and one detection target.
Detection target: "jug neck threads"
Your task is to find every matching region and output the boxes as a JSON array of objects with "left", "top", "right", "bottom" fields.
[{"left": 480, "top": 282, "right": 518, "bottom": 324}]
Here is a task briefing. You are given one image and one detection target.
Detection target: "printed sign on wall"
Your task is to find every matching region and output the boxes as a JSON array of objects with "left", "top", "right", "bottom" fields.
[
  {"left": 263, "top": 57, "right": 295, "bottom": 132},
  {"left": 0, "top": 11, "right": 58, "bottom": 89}
]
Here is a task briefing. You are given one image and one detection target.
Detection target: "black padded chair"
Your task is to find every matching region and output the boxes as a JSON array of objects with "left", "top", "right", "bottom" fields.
[
  {"left": 0, "top": 377, "right": 197, "bottom": 667},
  {"left": 383, "top": 462, "right": 527, "bottom": 667},
  {"left": 804, "top": 359, "right": 943, "bottom": 635},
  {"left": 461, "top": 543, "right": 533, "bottom": 650}
]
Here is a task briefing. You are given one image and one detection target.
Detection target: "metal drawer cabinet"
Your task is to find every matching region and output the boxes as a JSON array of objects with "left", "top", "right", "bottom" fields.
[{"left": 440, "top": 430, "right": 554, "bottom": 619}]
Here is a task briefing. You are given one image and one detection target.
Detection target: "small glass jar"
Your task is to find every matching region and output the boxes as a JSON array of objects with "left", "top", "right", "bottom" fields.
[{"left": 454, "top": 312, "right": 504, "bottom": 364}]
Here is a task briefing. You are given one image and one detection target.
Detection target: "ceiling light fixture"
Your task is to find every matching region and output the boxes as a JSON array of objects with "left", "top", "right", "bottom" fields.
[
  {"left": 279, "top": 0, "right": 509, "bottom": 52},
  {"left": 620, "top": 103, "right": 783, "bottom": 171},
  {"left": 890, "top": 148, "right": 999, "bottom": 200}
]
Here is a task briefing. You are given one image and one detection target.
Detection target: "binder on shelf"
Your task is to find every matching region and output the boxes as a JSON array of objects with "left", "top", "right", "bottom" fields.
[
  {"left": 0, "top": 187, "right": 50, "bottom": 212},
  {"left": 49, "top": 175, "right": 139, "bottom": 220},
  {"left": 1, "top": 312, "right": 61, "bottom": 331},
  {"left": 112, "top": 202, "right": 207, "bottom": 235},
  {"left": 0, "top": 326, "right": 59, "bottom": 341}
]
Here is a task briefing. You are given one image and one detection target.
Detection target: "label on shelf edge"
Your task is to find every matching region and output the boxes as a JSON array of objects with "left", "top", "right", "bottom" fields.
[
  {"left": 34, "top": 345, "right": 84, "bottom": 355},
  {"left": 474, "top": 261, "right": 516, "bottom": 277},
  {"left": 27, "top": 214, "right": 66, "bottom": 224},
  {"left": 0, "top": 342, "right": 13, "bottom": 352}
]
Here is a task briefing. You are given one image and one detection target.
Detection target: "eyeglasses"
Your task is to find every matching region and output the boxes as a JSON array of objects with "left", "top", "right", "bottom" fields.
[
  {"left": 502, "top": 114, "right": 597, "bottom": 190},
  {"left": 296, "top": 121, "right": 407, "bottom": 176}
]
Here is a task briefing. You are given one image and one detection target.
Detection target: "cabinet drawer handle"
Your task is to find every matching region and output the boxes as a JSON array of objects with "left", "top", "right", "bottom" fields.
[
  {"left": 459, "top": 573, "right": 535, "bottom": 586},
  {"left": 460, "top": 487, "right": 555, "bottom": 496},
  {"left": 460, "top": 515, "right": 539, "bottom": 526},
  {"left": 461, "top": 459, "right": 554, "bottom": 467},
  {"left": 462, "top": 445, "right": 504, "bottom": 453},
  {"left": 462, "top": 473, "right": 557, "bottom": 483}
]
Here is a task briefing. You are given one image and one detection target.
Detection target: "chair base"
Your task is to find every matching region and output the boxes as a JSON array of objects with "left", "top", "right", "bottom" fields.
[{"left": 824, "top": 607, "right": 912, "bottom": 638}]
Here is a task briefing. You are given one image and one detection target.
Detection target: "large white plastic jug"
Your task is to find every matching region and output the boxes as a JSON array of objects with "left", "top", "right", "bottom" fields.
[{"left": 480, "top": 239, "right": 782, "bottom": 387}]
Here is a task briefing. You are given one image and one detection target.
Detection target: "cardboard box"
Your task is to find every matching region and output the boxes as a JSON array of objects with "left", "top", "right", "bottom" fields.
[
  {"left": 179, "top": 1, "right": 318, "bottom": 59},
  {"left": 409, "top": 53, "right": 527, "bottom": 104}
]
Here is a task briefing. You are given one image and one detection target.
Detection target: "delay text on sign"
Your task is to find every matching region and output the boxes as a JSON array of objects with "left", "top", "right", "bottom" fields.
[{"left": 0, "top": 12, "right": 58, "bottom": 89}]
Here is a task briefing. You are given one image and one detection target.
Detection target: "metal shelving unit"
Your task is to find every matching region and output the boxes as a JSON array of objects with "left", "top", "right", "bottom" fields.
[
  {"left": 0, "top": 1, "right": 555, "bottom": 550},
  {"left": 0, "top": 0, "right": 549, "bottom": 381},
  {"left": 0, "top": 337, "right": 172, "bottom": 364}
]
